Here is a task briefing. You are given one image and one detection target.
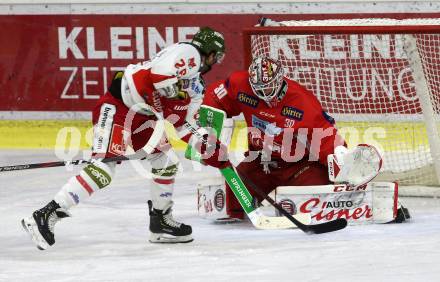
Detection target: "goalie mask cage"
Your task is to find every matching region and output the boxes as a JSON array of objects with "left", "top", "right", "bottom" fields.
[{"left": 243, "top": 19, "right": 440, "bottom": 194}]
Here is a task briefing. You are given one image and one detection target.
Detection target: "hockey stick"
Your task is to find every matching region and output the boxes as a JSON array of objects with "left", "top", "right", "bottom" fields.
[
  {"left": 182, "top": 105, "right": 346, "bottom": 233},
  {"left": 180, "top": 121, "right": 310, "bottom": 229},
  {"left": 234, "top": 165, "right": 348, "bottom": 234},
  {"left": 0, "top": 104, "right": 166, "bottom": 173},
  {"left": 0, "top": 155, "right": 131, "bottom": 172},
  {"left": 220, "top": 166, "right": 311, "bottom": 230}
]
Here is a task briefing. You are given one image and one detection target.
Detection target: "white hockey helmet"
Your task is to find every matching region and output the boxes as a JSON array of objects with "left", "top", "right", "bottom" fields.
[{"left": 248, "top": 56, "right": 284, "bottom": 107}]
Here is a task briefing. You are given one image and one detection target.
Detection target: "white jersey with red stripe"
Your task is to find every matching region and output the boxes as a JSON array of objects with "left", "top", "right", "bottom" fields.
[{"left": 120, "top": 43, "right": 202, "bottom": 112}]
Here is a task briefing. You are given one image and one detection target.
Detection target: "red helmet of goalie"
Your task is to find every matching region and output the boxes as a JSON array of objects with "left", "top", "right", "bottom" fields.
[{"left": 248, "top": 56, "right": 285, "bottom": 107}]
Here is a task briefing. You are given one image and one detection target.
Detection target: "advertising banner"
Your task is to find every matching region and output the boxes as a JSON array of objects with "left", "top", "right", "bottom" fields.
[
  {"left": 0, "top": 14, "right": 258, "bottom": 111},
  {"left": 1, "top": 13, "right": 440, "bottom": 112}
]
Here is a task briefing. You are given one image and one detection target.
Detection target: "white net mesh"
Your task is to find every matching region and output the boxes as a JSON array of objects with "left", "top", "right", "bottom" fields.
[{"left": 249, "top": 18, "right": 440, "bottom": 186}]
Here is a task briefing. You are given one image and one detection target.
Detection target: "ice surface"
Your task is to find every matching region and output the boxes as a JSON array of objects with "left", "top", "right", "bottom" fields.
[{"left": 0, "top": 150, "right": 439, "bottom": 282}]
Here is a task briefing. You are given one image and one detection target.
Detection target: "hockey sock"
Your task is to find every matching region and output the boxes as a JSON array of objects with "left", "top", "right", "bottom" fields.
[
  {"left": 54, "top": 160, "right": 115, "bottom": 209},
  {"left": 149, "top": 152, "right": 179, "bottom": 210}
]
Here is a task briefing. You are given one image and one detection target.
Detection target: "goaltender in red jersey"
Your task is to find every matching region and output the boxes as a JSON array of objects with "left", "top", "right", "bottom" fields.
[{"left": 196, "top": 56, "right": 407, "bottom": 222}]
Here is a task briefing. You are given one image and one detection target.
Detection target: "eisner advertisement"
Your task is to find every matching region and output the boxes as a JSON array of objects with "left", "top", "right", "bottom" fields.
[
  {"left": 278, "top": 191, "right": 374, "bottom": 224},
  {"left": 275, "top": 182, "right": 397, "bottom": 225},
  {"left": 1, "top": 14, "right": 439, "bottom": 113}
]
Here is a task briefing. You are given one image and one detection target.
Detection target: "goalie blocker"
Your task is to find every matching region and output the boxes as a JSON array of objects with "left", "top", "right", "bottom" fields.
[{"left": 197, "top": 180, "right": 410, "bottom": 225}]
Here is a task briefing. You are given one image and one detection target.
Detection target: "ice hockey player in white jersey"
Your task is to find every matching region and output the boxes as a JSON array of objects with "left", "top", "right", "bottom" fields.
[{"left": 21, "top": 27, "right": 226, "bottom": 249}]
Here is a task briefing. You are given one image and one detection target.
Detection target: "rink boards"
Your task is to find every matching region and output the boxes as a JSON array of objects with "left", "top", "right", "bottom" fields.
[{"left": 0, "top": 119, "right": 433, "bottom": 152}]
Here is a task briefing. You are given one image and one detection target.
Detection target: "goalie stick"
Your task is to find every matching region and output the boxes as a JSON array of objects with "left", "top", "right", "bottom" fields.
[
  {"left": 234, "top": 166, "right": 348, "bottom": 234},
  {"left": 219, "top": 166, "right": 311, "bottom": 230},
  {"left": 183, "top": 112, "right": 346, "bottom": 233},
  {"left": 0, "top": 103, "right": 166, "bottom": 172},
  {"left": 181, "top": 113, "right": 312, "bottom": 229},
  {"left": 209, "top": 149, "right": 347, "bottom": 234}
]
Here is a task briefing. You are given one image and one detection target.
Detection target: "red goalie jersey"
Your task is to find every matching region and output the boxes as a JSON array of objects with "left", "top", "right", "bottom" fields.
[
  {"left": 201, "top": 57, "right": 346, "bottom": 219},
  {"left": 203, "top": 71, "right": 345, "bottom": 165}
]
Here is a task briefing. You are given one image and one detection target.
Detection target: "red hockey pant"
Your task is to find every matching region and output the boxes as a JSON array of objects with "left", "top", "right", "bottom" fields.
[{"left": 92, "top": 92, "right": 168, "bottom": 158}]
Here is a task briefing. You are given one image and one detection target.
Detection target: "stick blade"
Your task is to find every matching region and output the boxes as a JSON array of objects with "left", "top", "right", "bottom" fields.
[{"left": 305, "top": 218, "right": 348, "bottom": 234}]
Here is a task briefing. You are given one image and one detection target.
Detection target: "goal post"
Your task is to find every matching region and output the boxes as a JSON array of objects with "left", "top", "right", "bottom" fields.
[{"left": 242, "top": 18, "right": 440, "bottom": 190}]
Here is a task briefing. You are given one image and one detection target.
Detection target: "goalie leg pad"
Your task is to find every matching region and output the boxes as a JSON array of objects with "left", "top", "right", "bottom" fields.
[
  {"left": 197, "top": 177, "right": 248, "bottom": 222},
  {"left": 275, "top": 182, "right": 400, "bottom": 225}
]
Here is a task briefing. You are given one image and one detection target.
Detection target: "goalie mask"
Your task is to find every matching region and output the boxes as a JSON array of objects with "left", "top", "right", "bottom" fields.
[{"left": 248, "top": 57, "right": 285, "bottom": 107}]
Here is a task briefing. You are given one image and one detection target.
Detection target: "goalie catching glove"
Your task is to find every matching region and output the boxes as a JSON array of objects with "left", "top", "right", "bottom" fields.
[{"left": 328, "top": 144, "right": 382, "bottom": 187}]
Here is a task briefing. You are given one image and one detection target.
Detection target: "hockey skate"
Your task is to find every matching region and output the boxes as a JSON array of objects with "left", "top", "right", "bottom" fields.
[
  {"left": 21, "top": 200, "right": 70, "bottom": 250},
  {"left": 389, "top": 202, "right": 411, "bottom": 223},
  {"left": 148, "top": 200, "right": 193, "bottom": 243}
]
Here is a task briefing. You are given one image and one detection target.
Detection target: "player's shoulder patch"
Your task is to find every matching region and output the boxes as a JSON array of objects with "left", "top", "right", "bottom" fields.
[
  {"left": 280, "top": 106, "right": 303, "bottom": 121},
  {"left": 322, "top": 111, "right": 335, "bottom": 124},
  {"left": 237, "top": 92, "right": 259, "bottom": 108}
]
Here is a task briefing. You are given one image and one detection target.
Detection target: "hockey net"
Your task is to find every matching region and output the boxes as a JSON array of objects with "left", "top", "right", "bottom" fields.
[{"left": 243, "top": 18, "right": 440, "bottom": 194}]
